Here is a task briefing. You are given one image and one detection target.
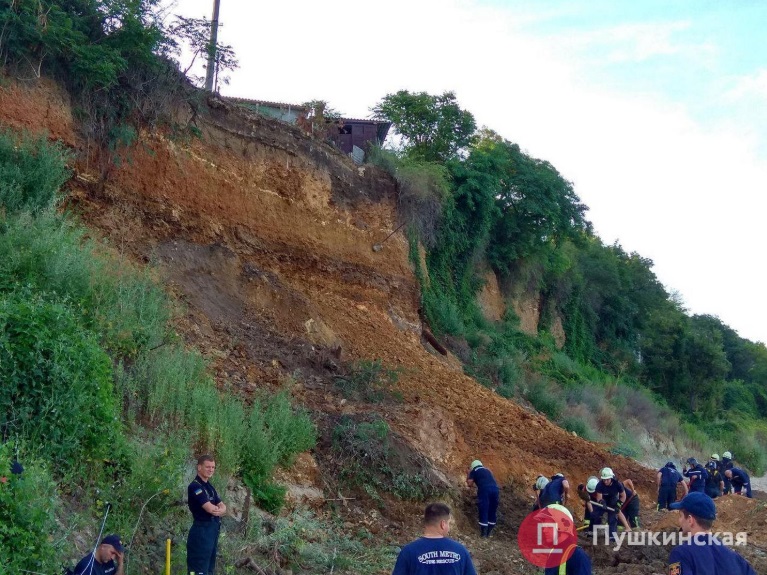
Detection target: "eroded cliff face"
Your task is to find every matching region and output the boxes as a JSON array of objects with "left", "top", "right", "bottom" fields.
[
  {"left": 6, "top": 77, "right": 767, "bottom": 575},
  {"left": 0, "top": 75, "right": 651, "bottom": 491}
]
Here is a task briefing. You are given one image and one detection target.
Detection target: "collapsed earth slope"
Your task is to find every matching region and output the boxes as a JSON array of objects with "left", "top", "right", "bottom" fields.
[{"left": 2, "top": 78, "right": 766, "bottom": 575}]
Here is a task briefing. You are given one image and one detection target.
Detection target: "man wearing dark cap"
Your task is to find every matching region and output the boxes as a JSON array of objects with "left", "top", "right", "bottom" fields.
[
  {"left": 187, "top": 454, "right": 227, "bottom": 575},
  {"left": 668, "top": 492, "right": 756, "bottom": 574},
  {"left": 73, "top": 535, "right": 124, "bottom": 575}
]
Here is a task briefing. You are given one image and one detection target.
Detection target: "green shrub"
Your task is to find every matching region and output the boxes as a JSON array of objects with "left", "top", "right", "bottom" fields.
[
  {"left": 334, "top": 359, "right": 402, "bottom": 403},
  {"left": 240, "top": 391, "right": 316, "bottom": 510},
  {"left": 0, "top": 444, "right": 63, "bottom": 575},
  {"left": 0, "top": 291, "right": 118, "bottom": 468},
  {"left": 0, "top": 211, "right": 169, "bottom": 357},
  {"left": 524, "top": 377, "right": 564, "bottom": 420},
  {"left": 331, "top": 416, "right": 439, "bottom": 501},
  {"left": 0, "top": 129, "right": 70, "bottom": 213}
]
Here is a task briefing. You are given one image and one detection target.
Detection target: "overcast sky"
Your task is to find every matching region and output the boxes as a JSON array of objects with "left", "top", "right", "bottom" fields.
[{"left": 167, "top": 0, "right": 767, "bottom": 344}]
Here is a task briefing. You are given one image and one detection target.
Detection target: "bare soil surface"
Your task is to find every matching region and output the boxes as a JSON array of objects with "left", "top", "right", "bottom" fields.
[{"left": 2, "top": 77, "right": 765, "bottom": 574}]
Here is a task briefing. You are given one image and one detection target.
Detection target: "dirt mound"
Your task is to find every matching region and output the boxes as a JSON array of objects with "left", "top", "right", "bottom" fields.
[{"left": 3, "top": 78, "right": 767, "bottom": 575}]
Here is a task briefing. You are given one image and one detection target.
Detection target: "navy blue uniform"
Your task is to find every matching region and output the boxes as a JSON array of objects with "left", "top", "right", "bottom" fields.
[
  {"left": 719, "top": 460, "right": 732, "bottom": 494},
  {"left": 467, "top": 465, "right": 499, "bottom": 531},
  {"left": 583, "top": 493, "right": 603, "bottom": 534},
  {"left": 73, "top": 554, "right": 117, "bottom": 575},
  {"left": 544, "top": 546, "right": 592, "bottom": 575},
  {"left": 391, "top": 536, "right": 477, "bottom": 575},
  {"left": 668, "top": 534, "right": 756, "bottom": 574},
  {"left": 704, "top": 467, "right": 723, "bottom": 499},
  {"left": 540, "top": 476, "right": 566, "bottom": 507},
  {"left": 622, "top": 487, "right": 640, "bottom": 529},
  {"left": 729, "top": 467, "right": 752, "bottom": 498},
  {"left": 658, "top": 465, "right": 683, "bottom": 510},
  {"left": 684, "top": 465, "right": 708, "bottom": 493},
  {"left": 187, "top": 476, "right": 222, "bottom": 575},
  {"left": 595, "top": 479, "right": 624, "bottom": 538}
]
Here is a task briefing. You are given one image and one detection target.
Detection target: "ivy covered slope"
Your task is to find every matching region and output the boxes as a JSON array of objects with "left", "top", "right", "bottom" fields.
[{"left": 372, "top": 90, "right": 767, "bottom": 471}]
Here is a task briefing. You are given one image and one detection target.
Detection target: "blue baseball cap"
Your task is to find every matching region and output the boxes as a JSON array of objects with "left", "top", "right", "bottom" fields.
[
  {"left": 101, "top": 535, "right": 124, "bottom": 553},
  {"left": 669, "top": 492, "right": 716, "bottom": 521}
]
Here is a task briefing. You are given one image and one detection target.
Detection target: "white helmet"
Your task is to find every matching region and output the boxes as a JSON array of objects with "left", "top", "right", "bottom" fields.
[
  {"left": 546, "top": 503, "right": 574, "bottom": 521},
  {"left": 600, "top": 467, "right": 615, "bottom": 480},
  {"left": 723, "top": 451, "right": 732, "bottom": 459},
  {"left": 586, "top": 477, "right": 599, "bottom": 493},
  {"left": 711, "top": 453, "right": 720, "bottom": 462},
  {"left": 535, "top": 476, "right": 550, "bottom": 491}
]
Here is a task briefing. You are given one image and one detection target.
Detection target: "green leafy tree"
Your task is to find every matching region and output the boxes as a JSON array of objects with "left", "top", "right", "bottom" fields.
[{"left": 373, "top": 90, "right": 476, "bottom": 162}]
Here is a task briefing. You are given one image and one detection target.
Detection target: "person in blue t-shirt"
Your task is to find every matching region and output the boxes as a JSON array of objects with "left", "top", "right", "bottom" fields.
[
  {"left": 668, "top": 492, "right": 756, "bottom": 575},
  {"left": 724, "top": 468, "right": 752, "bottom": 498},
  {"left": 466, "top": 460, "right": 500, "bottom": 537},
  {"left": 72, "top": 535, "right": 125, "bottom": 575},
  {"left": 658, "top": 462, "right": 687, "bottom": 510},
  {"left": 539, "top": 472, "right": 570, "bottom": 508},
  {"left": 684, "top": 459, "right": 709, "bottom": 493},
  {"left": 594, "top": 467, "right": 629, "bottom": 539},
  {"left": 391, "top": 502, "right": 477, "bottom": 575}
]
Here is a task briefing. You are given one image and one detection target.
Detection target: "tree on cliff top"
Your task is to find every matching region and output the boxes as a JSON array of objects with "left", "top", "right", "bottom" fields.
[{"left": 373, "top": 90, "right": 476, "bottom": 163}]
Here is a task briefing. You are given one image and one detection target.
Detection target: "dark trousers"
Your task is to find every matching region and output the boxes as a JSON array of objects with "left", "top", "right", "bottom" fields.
[
  {"left": 188, "top": 520, "right": 220, "bottom": 575},
  {"left": 477, "top": 488, "right": 500, "bottom": 526},
  {"left": 735, "top": 483, "right": 753, "bottom": 498},
  {"left": 657, "top": 485, "right": 677, "bottom": 510},
  {"left": 623, "top": 496, "right": 640, "bottom": 528}
]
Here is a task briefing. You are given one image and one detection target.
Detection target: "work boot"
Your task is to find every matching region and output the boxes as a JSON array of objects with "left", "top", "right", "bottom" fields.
[
  {"left": 480, "top": 525, "right": 489, "bottom": 537},
  {"left": 487, "top": 524, "right": 495, "bottom": 537}
]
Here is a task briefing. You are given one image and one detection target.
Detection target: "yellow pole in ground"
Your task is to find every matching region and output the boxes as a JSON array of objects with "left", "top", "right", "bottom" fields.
[{"left": 165, "top": 538, "right": 171, "bottom": 575}]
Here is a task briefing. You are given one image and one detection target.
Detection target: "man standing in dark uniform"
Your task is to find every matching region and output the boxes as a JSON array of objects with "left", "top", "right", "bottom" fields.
[
  {"left": 187, "top": 454, "right": 227, "bottom": 575},
  {"left": 657, "top": 462, "right": 687, "bottom": 510},
  {"left": 466, "top": 460, "right": 499, "bottom": 537},
  {"left": 594, "top": 467, "right": 627, "bottom": 540}
]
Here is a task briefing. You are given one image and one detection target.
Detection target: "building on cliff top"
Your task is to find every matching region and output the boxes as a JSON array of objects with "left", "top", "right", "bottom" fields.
[{"left": 225, "top": 97, "right": 391, "bottom": 164}]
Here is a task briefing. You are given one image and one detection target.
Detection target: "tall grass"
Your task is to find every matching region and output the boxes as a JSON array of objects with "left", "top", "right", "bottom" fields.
[{"left": 0, "top": 129, "right": 71, "bottom": 213}]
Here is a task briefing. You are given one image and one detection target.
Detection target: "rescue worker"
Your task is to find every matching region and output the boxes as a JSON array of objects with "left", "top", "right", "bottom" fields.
[
  {"left": 72, "top": 535, "right": 125, "bottom": 575},
  {"left": 533, "top": 475, "right": 549, "bottom": 511},
  {"left": 657, "top": 461, "right": 687, "bottom": 510},
  {"left": 684, "top": 458, "right": 708, "bottom": 493},
  {"left": 578, "top": 477, "right": 602, "bottom": 535},
  {"left": 539, "top": 472, "right": 570, "bottom": 508},
  {"left": 621, "top": 479, "right": 640, "bottom": 529},
  {"left": 466, "top": 459, "right": 500, "bottom": 537},
  {"left": 391, "top": 502, "right": 477, "bottom": 575},
  {"left": 668, "top": 492, "right": 756, "bottom": 574},
  {"left": 187, "top": 454, "right": 227, "bottom": 575},
  {"left": 704, "top": 461, "right": 724, "bottom": 499},
  {"left": 721, "top": 451, "right": 734, "bottom": 494},
  {"left": 540, "top": 504, "right": 592, "bottom": 575},
  {"left": 725, "top": 467, "right": 752, "bottom": 498},
  {"left": 594, "top": 467, "right": 629, "bottom": 540}
]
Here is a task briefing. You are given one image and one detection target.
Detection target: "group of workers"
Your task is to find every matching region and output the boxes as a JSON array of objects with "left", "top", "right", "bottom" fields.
[
  {"left": 68, "top": 452, "right": 758, "bottom": 575},
  {"left": 658, "top": 451, "right": 752, "bottom": 513}
]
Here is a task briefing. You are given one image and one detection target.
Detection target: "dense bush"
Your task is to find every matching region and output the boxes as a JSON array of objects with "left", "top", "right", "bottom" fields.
[
  {"left": 331, "top": 416, "right": 440, "bottom": 501},
  {"left": 0, "top": 129, "right": 71, "bottom": 213},
  {"left": 0, "top": 291, "right": 118, "bottom": 467},
  {"left": 0, "top": 444, "right": 63, "bottom": 575}
]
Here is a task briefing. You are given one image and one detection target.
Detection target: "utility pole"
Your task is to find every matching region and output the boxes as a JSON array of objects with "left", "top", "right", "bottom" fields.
[{"left": 204, "top": 0, "right": 221, "bottom": 92}]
